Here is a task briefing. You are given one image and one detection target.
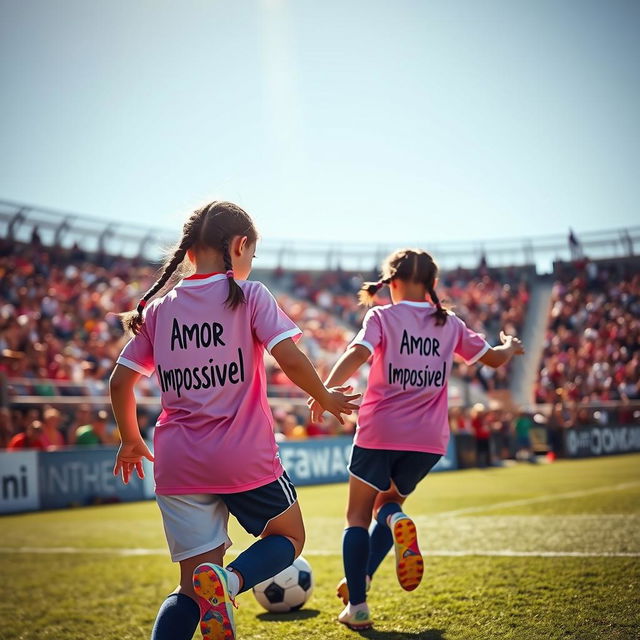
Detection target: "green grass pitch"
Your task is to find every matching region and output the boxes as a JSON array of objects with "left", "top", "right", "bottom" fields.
[{"left": 1, "top": 454, "right": 639, "bottom": 640}]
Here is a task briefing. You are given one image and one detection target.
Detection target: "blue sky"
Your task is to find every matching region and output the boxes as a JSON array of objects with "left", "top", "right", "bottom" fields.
[{"left": 1, "top": 0, "right": 638, "bottom": 250}]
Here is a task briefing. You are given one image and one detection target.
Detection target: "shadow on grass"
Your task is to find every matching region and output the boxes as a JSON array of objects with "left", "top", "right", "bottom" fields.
[
  {"left": 256, "top": 608, "right": 321, "bottom": 622},
  {"left": 356, "top": 629, "right": 446, "bottom": 640}
]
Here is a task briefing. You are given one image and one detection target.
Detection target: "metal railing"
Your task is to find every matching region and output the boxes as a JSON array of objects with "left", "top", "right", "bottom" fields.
[{"left": 2, "top": 198, "right": 637, "bottom": 272}]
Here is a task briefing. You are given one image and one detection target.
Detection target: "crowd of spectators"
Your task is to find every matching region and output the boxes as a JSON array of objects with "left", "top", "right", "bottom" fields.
[
  {"left": 2, "top": 234, "right": 638, "bottom": 455},
  {"left": 0, "top": 403, "right": 127, "bottom": 450},
  {"left": 535, "top": 259, "right": 640, "bottom": 405}
]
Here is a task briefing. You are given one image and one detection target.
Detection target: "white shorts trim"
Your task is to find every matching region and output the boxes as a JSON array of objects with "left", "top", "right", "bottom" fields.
[
  {"left": 156, "top": 494, "right": 232, "bottom": 563},
  {"left": 277, "top": 476, "right": 295, "bottom": 505},
  {"left": 348, "top": 470, "right": 387, "bottom": 493}
]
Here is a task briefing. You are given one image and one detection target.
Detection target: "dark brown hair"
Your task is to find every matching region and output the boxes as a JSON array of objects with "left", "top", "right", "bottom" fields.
[
  {"left": 359, "top": 248, "right": 448, "bottom": 325},
  {"left": 120, "top": 201, "right": 257, "bottom": 335}
]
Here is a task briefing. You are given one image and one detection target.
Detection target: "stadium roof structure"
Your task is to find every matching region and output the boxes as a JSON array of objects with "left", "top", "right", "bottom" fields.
[{"left": 1, "top": 198, "right": 637, "bottom": 273}]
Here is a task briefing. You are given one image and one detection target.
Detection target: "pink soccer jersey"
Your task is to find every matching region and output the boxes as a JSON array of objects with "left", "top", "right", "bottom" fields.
[
  {"left": 116, "top": 273, "right": 302, "bottom": 494},
  {"left": 350, "top": 301, "right": 490, "bottom": 455}
]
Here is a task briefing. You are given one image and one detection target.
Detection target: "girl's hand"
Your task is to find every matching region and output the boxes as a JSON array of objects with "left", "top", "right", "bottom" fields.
[
  {"left": 499, "top": 331, "right": 525, "bottom": 355},
  {"left": 308, "top": 385, "right": 360, "bottom": 424},
  {"left": 113, "top": 439, "right": 155, "bottom": 484}
]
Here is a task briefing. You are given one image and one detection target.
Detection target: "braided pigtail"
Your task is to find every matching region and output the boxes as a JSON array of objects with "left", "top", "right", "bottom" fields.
[
  {"left": 429, "top": 286, "right": 448, "bottom": 326},
  {"left": 119, "top": 209, "right": 206, "bottom": 335},
  {"left": 358, "top": 277, "right": 391, "bottom": 306},
  {"left": 419, "top": 251, "right": 448, "bottom": 325},
  {"left": 222, "top": 237, "right": 246, "bottom": 309}
]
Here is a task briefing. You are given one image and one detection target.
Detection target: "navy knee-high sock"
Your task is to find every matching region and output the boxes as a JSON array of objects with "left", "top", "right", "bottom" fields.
[
  {"left": 343, "top": 526, "right": 370, "bottom": 605},
  {"left": 227, "top": 535, "right": 295, "bottom": 593},
  {"left": 150, "top": 593, "right": 200, "bottom": 640},
  {"left": 377, "top": 501, "right": 403, "bottom": 526},
  {"left": 366, "top": 502, "right": 403, "bottom": 577},
  {"left": 366, "top": 521, "right": 393, "bottom": 577}
]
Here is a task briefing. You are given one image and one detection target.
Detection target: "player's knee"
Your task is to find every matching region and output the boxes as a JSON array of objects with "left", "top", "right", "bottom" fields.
[
  {"left": 287, "top": 530, "right": 305, "bottom": 558},
  {"left": 345, "top": 508, "right": 371, "bottom": 529}
]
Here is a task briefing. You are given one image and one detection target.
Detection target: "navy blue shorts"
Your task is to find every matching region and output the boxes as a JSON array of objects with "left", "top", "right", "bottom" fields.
[
  {"left": 220, "top": 471, "right": 297, "bottom": 537},
  {"left": 348, "top": 445, "right": 442, "bottom": 497}
]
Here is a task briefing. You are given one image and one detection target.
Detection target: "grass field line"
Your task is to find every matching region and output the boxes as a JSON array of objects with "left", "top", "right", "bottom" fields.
[
  {"left": 2, "top": 546, "right": 639, "bottom": 558},
  {"left": 431, "top": 481, "right": 640, "bottom": 518}
]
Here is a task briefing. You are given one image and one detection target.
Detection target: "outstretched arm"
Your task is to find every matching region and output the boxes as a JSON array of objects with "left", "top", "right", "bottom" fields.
[
  {"left": 324, "top": 345, "right": 371, "bottom": 388},
  {"left": 478, "top": 332, "right": 525, "bottom": 368},
  {"left": 308, "top": 344, "right": 371, "bottom": 422},
  {"left": 109, "top": 364, "right": 154, "bottom": 483},
  {"left": 271, "top": 338, "right": 360, "bottom": 424}
]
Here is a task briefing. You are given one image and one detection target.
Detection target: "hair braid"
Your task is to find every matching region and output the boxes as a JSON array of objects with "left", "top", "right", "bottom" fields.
[
  {"left": 358, "top": 276, "right": 392, "bottom": 306},
  {"left": 428, "top": 286, "right": 447, "bottom": 326},
  {"left": 222, "top": 237, "right": 246, "bottom": 309},
  {"left": 119, "top": 210, "right": 205, "bottom": 335}
]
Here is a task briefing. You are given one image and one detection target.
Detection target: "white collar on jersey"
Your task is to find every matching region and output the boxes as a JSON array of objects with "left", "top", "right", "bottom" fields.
[
  {"left": 397, "top": 300, "right": 433, "bottom": 308},
  {"left": 175, "top": 273, "right": 228, "bottom": 288}
]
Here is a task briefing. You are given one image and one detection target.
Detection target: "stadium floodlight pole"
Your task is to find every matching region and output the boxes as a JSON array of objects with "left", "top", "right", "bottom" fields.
[
  {"left": 7, "top": 207, "right": 28, "bottom": 240},
  {"left": 53, "top": 216, "right": 75, "bottom": 246}
]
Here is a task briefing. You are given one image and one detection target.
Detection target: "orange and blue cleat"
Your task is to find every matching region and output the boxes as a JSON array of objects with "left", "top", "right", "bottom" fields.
[
  {"left": 390, "top": 513, "right": 424, "bottom": 591},
  {"left": 193, "top": 563, "right": 237, "bottom": 640}
]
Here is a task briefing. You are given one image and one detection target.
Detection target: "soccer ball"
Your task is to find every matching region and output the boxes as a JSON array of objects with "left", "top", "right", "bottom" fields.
[{"left": 252, "top": 555, "right": 313, "bottom": 613}]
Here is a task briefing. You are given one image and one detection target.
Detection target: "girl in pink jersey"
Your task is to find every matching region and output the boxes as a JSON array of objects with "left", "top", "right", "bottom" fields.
[
  {"left": 109, "top": 201, "right": 359, "bottom": 640},
  {"left": 309, "top": 249, "right": 524, "bottom": 630}
]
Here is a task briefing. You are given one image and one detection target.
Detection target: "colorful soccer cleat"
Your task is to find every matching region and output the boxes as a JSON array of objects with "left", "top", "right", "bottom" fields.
[
  {"left": 193, "top": 563, "right": 236, "bottom": 640},
  {"left": 391, "top": 513, "right": 423, "bottom": 591},
  {"left": 338, "top": 604, "right": 373, "bottom": 630},
  {"left": 336, "top": 575, "right": 371, "bottom": 606}
]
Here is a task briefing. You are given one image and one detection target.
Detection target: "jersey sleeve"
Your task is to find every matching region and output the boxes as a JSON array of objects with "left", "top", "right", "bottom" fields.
[
  {"left": 251, "top": 283, "right": 302, "bottom": 353},
  {"left": 348, "top": 308, "right": 382, "bottom": 354},
  {"left": 116, "top": 309, "right": 156, "bottom": 377},
  {"left": 453, "top": 315, "right": 491, "bottom": 365}
]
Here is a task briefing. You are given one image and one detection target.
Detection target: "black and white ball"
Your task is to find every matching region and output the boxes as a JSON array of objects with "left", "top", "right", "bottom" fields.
[{"left": 252, "top": 555, "right": 314, "bottom": 613}]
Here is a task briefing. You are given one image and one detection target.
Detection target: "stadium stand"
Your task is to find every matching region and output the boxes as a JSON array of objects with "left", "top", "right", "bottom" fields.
[
  {"left": 535, "top": 257, "right": 640, "bottom": 406},
  {"left": 1, "top": 202, "right": 639, "bottom": 459}
]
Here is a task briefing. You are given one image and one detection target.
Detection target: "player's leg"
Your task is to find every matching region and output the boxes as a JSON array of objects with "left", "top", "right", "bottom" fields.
[
  {"left": 153, "top": 494, "right": 230, "bottom": 640},
  {"left": 335, "top": 483, "right": 405, "bottom": 606},
  {"left": 338, "top": 474, "right": 379, "bottom": 629},
  {"left": 366, "top": 484, "right": 407, "bottom": 578},
  {"left": 385, "top": 451, "right": 442, "bottom": 591},
  {"left": 220, "top": 471, "right": 303, "bottom": 594},
  {"left": 336, "top": 445, "right": 391, "bottom": 613}
]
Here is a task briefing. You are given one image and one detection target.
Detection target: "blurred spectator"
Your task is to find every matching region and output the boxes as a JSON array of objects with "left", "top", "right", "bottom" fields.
[
  {"left": 470, "top": 403, "right": 491, "bottom": 467},
  {"left": 75, "top": 409, "right": 116, "bottom": 445},
  {"left": 514, "top": 410, "right": 534, "bottom": 461},
  {"left": 66, "top": 403, "right": 93, "bottom": 444},
  {"left": 0, "top": 407, "right": 14, "bottom": 448},
  {"left": 448, "top": 406, "right": 469, "bottom": 433},
  {"left": 40, "top": 406, "right": 65, "bottom": 449},
  {"left": 7, "top": 419, "right": 45, "bottom": 450}
]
